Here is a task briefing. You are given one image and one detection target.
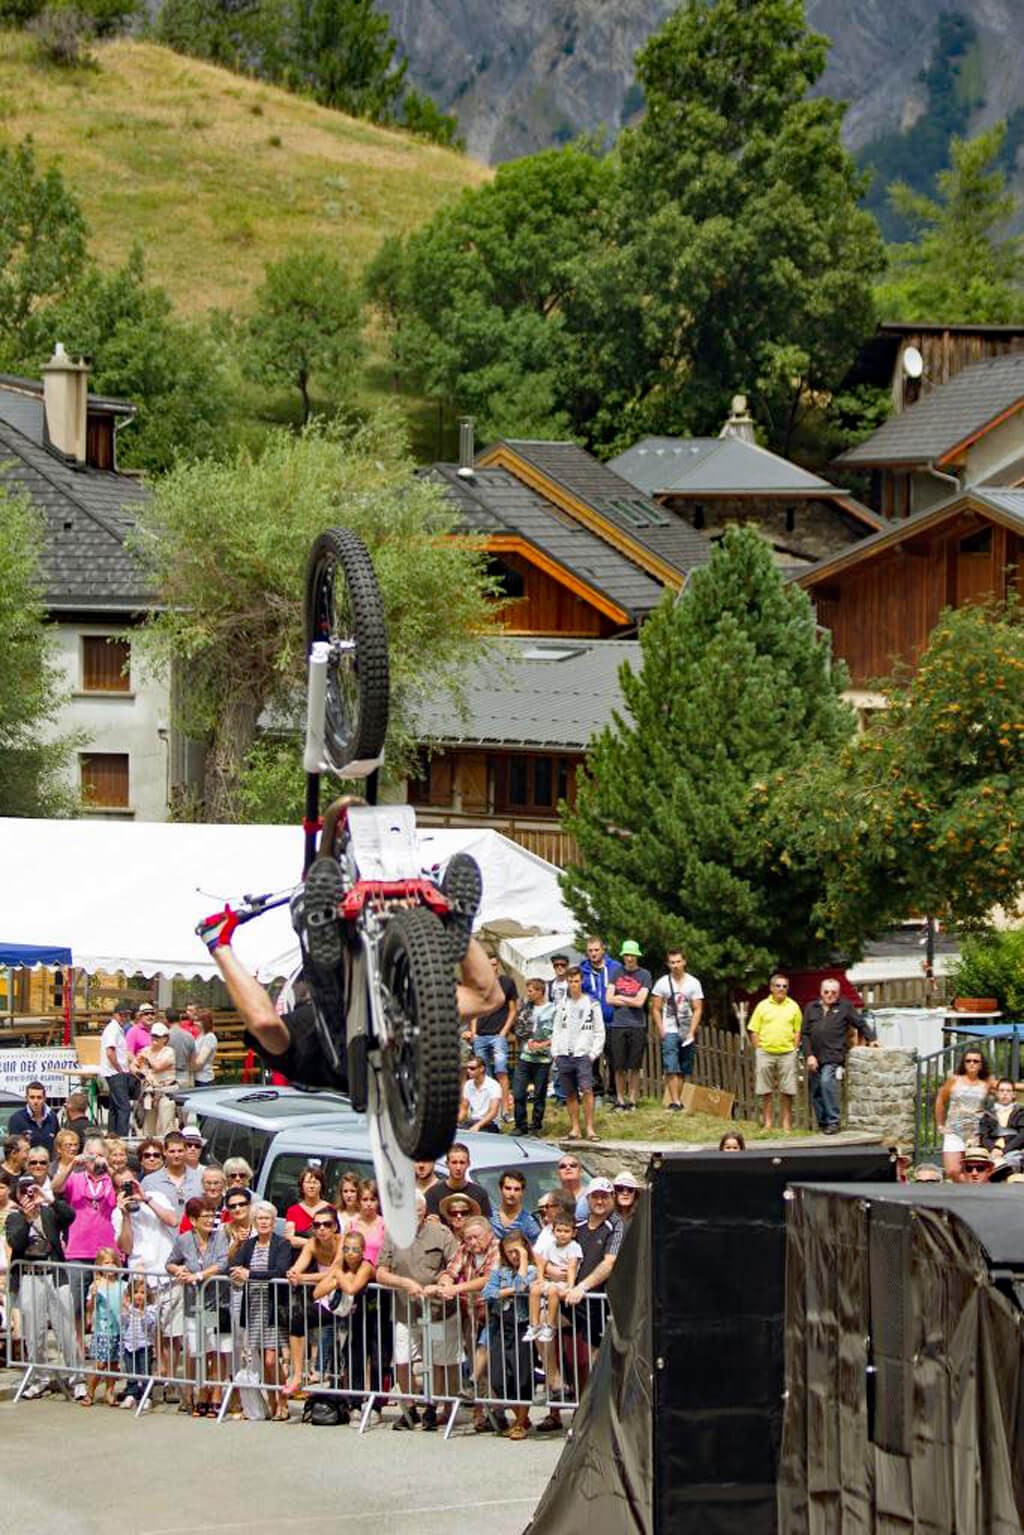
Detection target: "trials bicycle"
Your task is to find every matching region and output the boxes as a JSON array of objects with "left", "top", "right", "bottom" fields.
[{"left": 202, "top": 528, "right": 474, "bottom": 1245}]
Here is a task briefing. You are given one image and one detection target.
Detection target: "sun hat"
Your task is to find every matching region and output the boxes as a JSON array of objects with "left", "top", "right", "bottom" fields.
[
  {"left": 136, "top": 1002, "right": 155, "bottom": 1015},
  {"left": 620, "top": 940, "right": 642, "bottom": 957},
  {"left": 439, "top": 1192, "right": 481, "bottom": 1219},
  {"left": 612, "top": 1170, "right": 641, "bottom": 1190},
  {"left": 150, "top": 1021, "right": 169, "bottom": 1037}
]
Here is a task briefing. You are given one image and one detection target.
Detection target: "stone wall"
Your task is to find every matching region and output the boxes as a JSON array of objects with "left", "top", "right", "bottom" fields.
[{"left": 844, "top": 1045, "right": 918, "bottom": 1145}]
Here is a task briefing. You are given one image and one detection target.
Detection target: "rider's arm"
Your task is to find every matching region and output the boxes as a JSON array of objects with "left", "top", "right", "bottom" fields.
[{"left": 208, "top": 945, "right": 290, "bottom": 1055}]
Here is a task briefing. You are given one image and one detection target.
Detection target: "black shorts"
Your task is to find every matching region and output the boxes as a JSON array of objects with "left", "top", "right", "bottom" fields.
[
  {"left": 606, "top": 1027, "right": 646, "bottom": 1073},
  {"left": 244, "top": 1002, "right": 348, "bottom": 1093}
]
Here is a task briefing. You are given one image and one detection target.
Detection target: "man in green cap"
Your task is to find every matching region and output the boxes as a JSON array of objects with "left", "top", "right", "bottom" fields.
[{"left": 605, "top": 941, "right": 652, "bottom": 1111}]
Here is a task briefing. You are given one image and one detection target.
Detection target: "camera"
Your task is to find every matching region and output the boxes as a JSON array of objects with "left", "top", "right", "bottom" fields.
[
  {"left": 92, "top": 1157, "right": 108, "bottom": 1173},
  {"left": 17, "top": 1176, "right": 37, "bottom": 1196}
]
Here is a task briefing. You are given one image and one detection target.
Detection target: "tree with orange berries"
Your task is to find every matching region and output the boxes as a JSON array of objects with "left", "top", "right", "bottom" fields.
[{"left": 771, "top": 597, "right": 1024, "bottom": 948}]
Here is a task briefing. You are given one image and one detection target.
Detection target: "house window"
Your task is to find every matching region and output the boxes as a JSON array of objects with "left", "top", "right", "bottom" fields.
[
  {"left": 496, "top": 754, "right": 575, "bottom": 815},
  {"left": 82, "top": 636, "right": 130, "bottom": 692},
  {"left": 80, "top": 753, "right": 130, "bottom": 809},
  {"left": 486, "top": 557, "right": 526, "bottom": 600},
  {"left": 959, "top": 527, "right": 992, "bottom": 556}
]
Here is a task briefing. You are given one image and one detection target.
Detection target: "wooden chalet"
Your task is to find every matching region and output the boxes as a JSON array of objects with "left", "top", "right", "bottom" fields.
[
  {"left": 835, "top": 352, "right": 1024, "bottom": 522},
  {"left": 416, "top": 432, "right": 707, "bottom": 855},
  {"left": 799, "top": 489, "right": 1024, "bottom": 687},
  {"left": 608, "top": 410, "right": 883, "bottom": 569},
  {"left": 850, "top": 321, "right": 1024, "bottom": 416}
]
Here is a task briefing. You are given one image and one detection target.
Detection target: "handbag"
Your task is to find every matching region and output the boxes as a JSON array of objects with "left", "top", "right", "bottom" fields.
[{"left": 233, "top": 1350, "right": 269, "bottom": 1421}]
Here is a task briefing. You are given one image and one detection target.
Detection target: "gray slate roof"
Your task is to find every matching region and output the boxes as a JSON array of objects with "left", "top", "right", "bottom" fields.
[
  {"left": 414, "top": 637, "right": 640, "bottom": 749},
  {"left": 429, "top": 464, "right": 666, "bottom": 620},
  {"left": 609, "top": 435, "right": 845, "bottom": 497},
  {"left": 836, "top": 352, "right": 1024, "bottom": 467},
  {"left": 496, "top": 440, "right": 712, "bottom": 574},
  {"left": 797, "top": 487, "right": 1024, "bottom": 584},
  {"left": 0, "top": 414, "right": 153, "bottom": 612}
]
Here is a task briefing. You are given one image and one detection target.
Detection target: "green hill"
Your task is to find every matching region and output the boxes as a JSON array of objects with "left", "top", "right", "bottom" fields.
[{"left": 0, "top": 33, "right": 489, "bottom": 315}]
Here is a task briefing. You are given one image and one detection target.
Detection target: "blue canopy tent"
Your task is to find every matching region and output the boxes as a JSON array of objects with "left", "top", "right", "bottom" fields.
[
  {"left": 0, "top": 944, "right": 73, "bottom": 968},
  {"left": 0, "top": 944, "right": 73, "bottom": 1044}
]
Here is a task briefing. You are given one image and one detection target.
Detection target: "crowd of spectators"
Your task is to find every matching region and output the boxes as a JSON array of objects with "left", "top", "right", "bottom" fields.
[
  {"left": 931, "top": 1048, "right": 1024, "bottom": 1185},
  {"left": 0, "top": 1093, "right": 637, "bottom": 1435}
]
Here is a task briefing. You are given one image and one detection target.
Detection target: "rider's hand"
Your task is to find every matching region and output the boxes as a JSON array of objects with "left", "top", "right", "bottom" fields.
[{"left": 196, "top": 906, "right": 240, "bottom": 952}]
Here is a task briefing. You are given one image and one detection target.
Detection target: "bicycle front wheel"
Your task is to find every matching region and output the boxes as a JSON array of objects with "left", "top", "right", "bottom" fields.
[
  {"left": 379, "top": 907, "right": 460, "bottom": 1161},
  {"left": 304, "top": 527, "right": 389, "bottom": 775}
]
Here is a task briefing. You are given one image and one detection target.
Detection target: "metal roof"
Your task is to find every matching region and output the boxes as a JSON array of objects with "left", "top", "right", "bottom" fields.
[
  {"left": 797, "top": 487, "right": 1024, "bottom": 586},
  {"left": 836, "top": 352, "right": 1024, "bottom": 467},
  {"left": 0, "top": 416, "right": 153, "bottom": 611},
  {"left": 495, "top": 439, "right": 712, "bottom": 574},
  {"left": 429, "top": 463, "right": 666, "bottom": 619},
  {"left": 609, "top": 435, "right": 844, "bottom": 497},
  {"left": 413, "top": 636, "right": 640, "bottom": 750}
]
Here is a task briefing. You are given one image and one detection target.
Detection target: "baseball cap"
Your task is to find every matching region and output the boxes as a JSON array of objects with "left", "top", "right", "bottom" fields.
[
  {"left": 136, "top": 1002, "right": 155, "bottom": 1015},
  {"left": 620, "top": 940, "right": 642, "bottom": 958},
  {"left": 612, "top": 1170, "right": 640, "bottom": 1190},
  {"left": 150, "top": 1021, "right": 169, "bottom": 1037},
  {"left": 586, "top": 1177, "right": 615, "bottom": 1196}
]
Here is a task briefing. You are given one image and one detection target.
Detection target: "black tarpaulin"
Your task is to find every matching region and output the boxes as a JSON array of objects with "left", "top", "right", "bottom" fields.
[
  {"left": 779, "top": 1184, "right": 1024, "bottom": 1535},
  {"left": 525, "top": 1193, "right": 653, "bottom": 1535}
]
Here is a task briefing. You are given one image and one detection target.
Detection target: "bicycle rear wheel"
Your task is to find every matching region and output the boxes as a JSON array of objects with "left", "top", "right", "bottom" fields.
[
  {"left": 379, "top": 907, "right": 460, "bottom": 1161},
  {"left": 304, "top": 527, "right": 389, "bottom": 775}
]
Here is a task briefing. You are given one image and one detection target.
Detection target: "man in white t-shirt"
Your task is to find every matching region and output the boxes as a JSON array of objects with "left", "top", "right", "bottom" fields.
[
  {"left": 650, "top": 949, "right": 704, "bottom": 1111},
  {"left": 99, "top": 1001, "right": 134, "bottom": 1136},
  {"left": 459, "top": 1055, "right": 502, "bottom": 1133}
]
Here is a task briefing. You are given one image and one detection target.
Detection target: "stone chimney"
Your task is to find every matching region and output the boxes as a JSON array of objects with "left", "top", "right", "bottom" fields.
[
  {"left": 719, "top": 393, "right": 756, "bottom": 444},
  {"left": 457, "top": 416, "right": 475, "bottom": 478},
  {"left": 42, "top": 342, "right": 89, "bottom": 464}
]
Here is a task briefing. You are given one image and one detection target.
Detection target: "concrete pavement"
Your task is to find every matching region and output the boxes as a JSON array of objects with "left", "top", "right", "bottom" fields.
[{"left": 0, "top": 1397, "right": 563, "bottom": 1535}]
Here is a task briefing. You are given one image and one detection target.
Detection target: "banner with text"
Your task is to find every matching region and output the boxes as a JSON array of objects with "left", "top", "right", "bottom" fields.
[{"left": 0, "top": 1047, "right": 79, "bottom": 1097}]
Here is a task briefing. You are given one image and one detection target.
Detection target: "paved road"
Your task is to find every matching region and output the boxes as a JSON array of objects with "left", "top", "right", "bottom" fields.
[{"left": 0, "top": 1398, "right": 563, "bottom": 1535}]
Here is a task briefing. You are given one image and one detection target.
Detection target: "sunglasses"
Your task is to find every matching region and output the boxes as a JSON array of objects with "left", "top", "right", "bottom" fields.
[
  {"left": 312, "top": 1220, "right": 336, "bottom": 1231},
  {"left": 141, "top": 1152, "right": 163, "bottom": 1159},
  {"left": 226, "top": 1201, "right": 249, "bottom": 1211},
  {"left": 559, "top": 1163, "right": 579, "bottom": 1171}
]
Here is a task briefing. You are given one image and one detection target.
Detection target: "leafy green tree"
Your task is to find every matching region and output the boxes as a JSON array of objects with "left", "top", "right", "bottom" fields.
[
  {"left": 877, "top": 124, "right": 1024, "bottom": 323},
  {"left": 597, "top": 0, "right": 885, "bottom": 454},
  {"left": 364, "top": 145, "right": 616, "bottom": 442},
  {"left": 399, "top": 89, "right": 463, "bottom": 150},
  {"left": 133, "top": 411, "right": 497, "bottom": 822},
  {"left": 772, "top": 599, "right": 1024, "bottom": 947},
  {"left": 287, "top": 0, "right": 405, "bottom": 117},
  {"left": 560, "top": 528, "right": 855, "bottom": 986},
  {"left": 0, "top": 137, "right": 87, "bottom": 366},
  {"left": 29, "top": 244, "right": 226, "bottom": 474},
  {"left": 0, "top": 487, "right": 78, "bottom": 816},
  {"left": 244, "top": 249, "right": 363, "bottom": 424}
]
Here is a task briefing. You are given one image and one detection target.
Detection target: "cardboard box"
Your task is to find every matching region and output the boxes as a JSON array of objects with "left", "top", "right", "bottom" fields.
[{"left": 681, "top": 1082, "right": 735, "bottom": 1119}]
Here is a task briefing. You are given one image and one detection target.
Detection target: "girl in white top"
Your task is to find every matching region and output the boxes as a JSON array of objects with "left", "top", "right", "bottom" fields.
[{"left": 525, "top": 1212, "right": 582, "bottom": 1342}]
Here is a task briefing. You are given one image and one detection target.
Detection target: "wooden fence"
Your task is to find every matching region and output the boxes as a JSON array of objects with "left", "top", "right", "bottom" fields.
[{"left": 639, "top": 1023, "right": 814, "bottom": 1128}]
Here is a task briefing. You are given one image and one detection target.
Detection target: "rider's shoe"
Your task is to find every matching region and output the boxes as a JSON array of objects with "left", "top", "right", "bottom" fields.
[
  {"left": 440, "top": 852, "right": 483, "bottom": 965},
  {"left": 299, "top": 858, "right": 344, "bottom": 973}
]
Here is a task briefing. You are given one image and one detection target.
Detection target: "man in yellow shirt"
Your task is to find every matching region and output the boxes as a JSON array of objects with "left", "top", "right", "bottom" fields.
[{"left": 747, "top": 973, "right": 803, "bottom": 1132}]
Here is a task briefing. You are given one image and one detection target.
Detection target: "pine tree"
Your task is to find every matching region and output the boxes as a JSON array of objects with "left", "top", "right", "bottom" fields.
[{"left": 560, "top": 528, "right": 855, "bottom": 989}]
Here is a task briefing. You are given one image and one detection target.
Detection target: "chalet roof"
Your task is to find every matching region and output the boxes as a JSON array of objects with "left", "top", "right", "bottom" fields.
[
  {"left": 608, "top": 434, "right": 848, "bottom": 499},
  {"left": 484, "top": 439, "right": 712, "bottom": 579},
  {"left": 414, "top": 636, "right": 640, "bottom": 750},
  {"left": 836, "top": 353, "right": 1024, "bottom": 468},
  {"left": 0, "top": 415, "right": 153, "bottom": 612},
  {"left": 430, "top": 464, "right": 666, "bottom": 621},
  {"left": 797, "top": 487, "right": 1024, "bottom": 588}
]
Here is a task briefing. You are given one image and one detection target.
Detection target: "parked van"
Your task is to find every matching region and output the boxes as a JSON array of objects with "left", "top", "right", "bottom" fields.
[{"left": 178, "top": 1085, "right": 576, "bottom": 1211}]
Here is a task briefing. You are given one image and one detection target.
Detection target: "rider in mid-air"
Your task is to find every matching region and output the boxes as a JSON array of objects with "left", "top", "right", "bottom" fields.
[{"left": 196, "top": 797, "right": 503, "bottom": 1094}]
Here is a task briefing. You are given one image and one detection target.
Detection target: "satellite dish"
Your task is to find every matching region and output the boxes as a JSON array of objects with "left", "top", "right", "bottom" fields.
[{"left": 903, "top": 345, "right": 924, "bottom": 380}]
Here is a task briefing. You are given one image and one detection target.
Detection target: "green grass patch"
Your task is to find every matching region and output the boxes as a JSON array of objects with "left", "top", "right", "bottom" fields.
[{"left": 530, "top": 1100, "right": 815, "bottom": 1145}]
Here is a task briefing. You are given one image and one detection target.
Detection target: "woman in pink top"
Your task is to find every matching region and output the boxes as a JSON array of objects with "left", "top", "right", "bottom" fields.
[
  {"left": 51, "top": 1134, "right": 119, "bottom": 1324},
  {"left": 349, "top": 1179, "right": 386, "bottom": 1266}
]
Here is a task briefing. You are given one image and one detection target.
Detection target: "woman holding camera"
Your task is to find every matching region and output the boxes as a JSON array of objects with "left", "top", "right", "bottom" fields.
[{"left": 51, "top": 1135, "right": 119, "bottom": 1326}]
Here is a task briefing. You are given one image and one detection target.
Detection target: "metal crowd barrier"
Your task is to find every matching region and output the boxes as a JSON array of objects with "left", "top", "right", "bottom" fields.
[{"left": 5, "top": 1259, "right": 609, "bottom": 1431}]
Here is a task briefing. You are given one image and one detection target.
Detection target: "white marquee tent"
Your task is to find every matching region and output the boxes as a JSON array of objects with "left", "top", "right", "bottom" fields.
[{"left": 0, "top": 817, "right": 574, "bottom": 982}]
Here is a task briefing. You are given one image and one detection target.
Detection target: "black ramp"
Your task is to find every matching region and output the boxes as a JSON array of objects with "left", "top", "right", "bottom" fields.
[
  {"left": 526, "top": 1191, "right": 654, "bottom": 1535},
  {"left": 779, "top": 1183, "right": 1024, "bottom": 1534}
]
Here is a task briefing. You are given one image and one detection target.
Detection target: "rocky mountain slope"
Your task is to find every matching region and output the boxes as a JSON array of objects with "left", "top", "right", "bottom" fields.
[{"left": 377, "top": 0, "right": 1024, "bottom": 167}]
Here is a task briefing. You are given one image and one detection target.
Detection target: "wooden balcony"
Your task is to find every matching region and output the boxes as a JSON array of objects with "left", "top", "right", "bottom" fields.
[{"left": 412, "top": 807, "right": 576, "bottom": 867}]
